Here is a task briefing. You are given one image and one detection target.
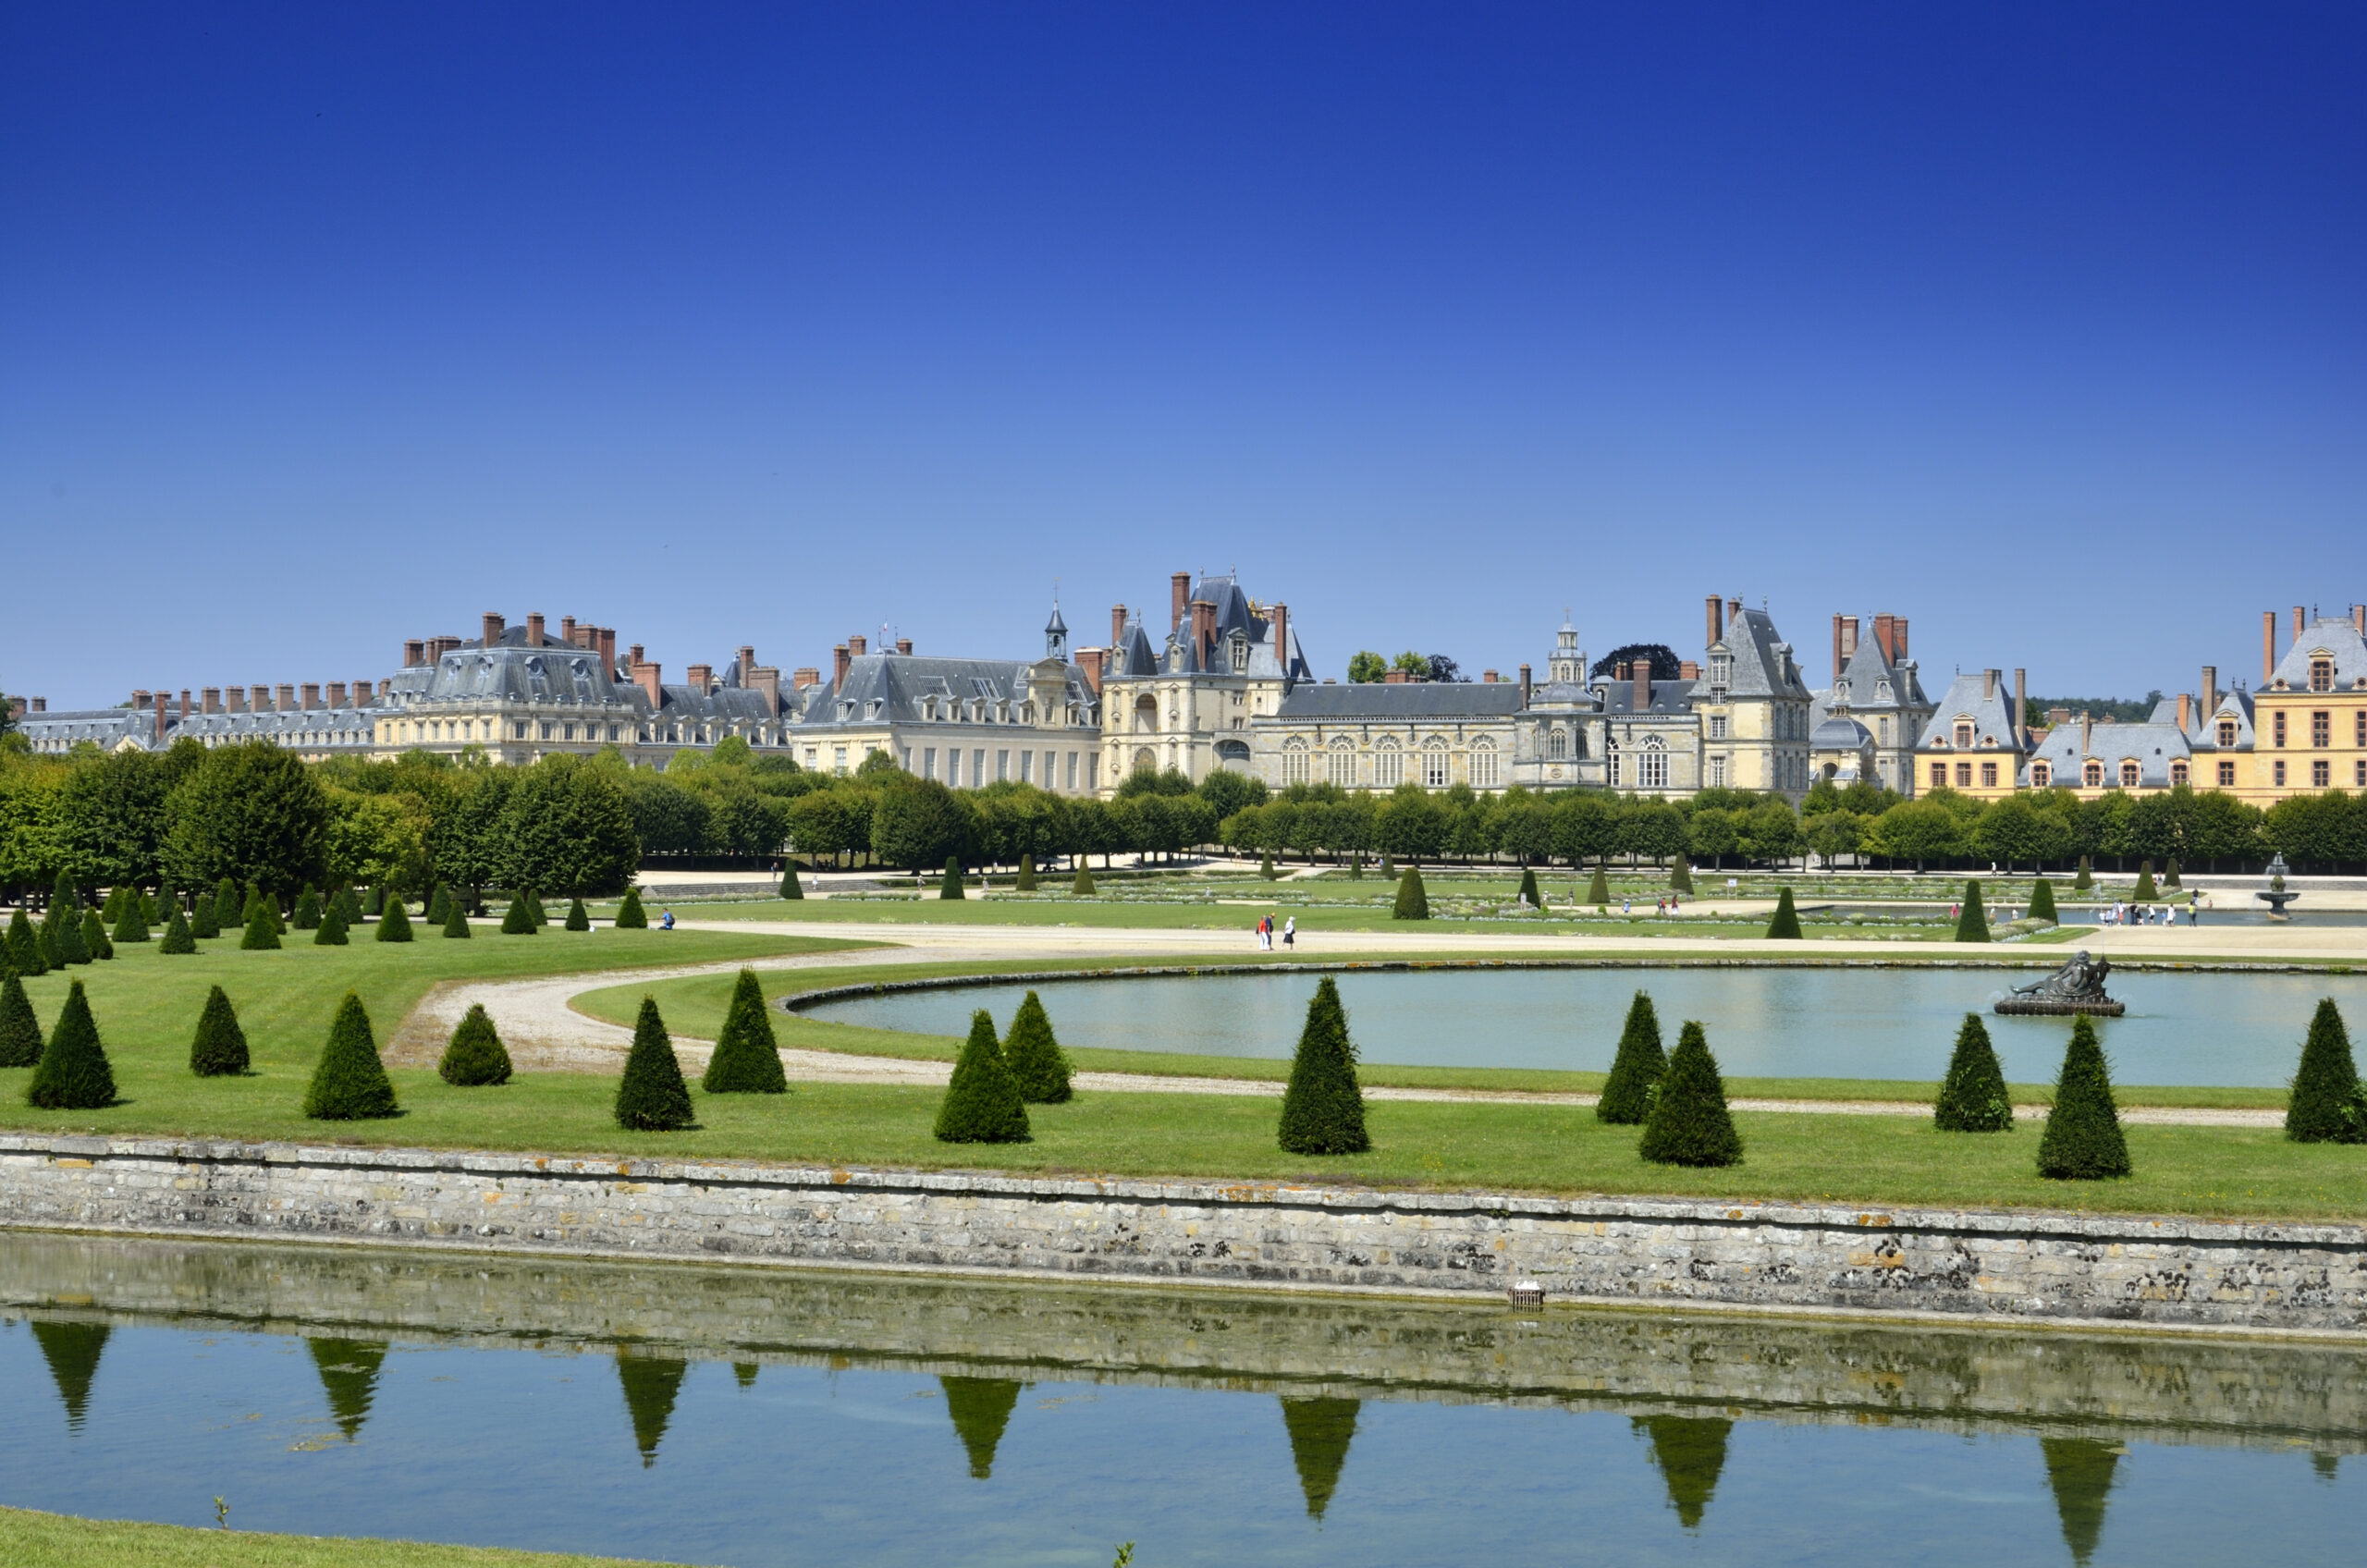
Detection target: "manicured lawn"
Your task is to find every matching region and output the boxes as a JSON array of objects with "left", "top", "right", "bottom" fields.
[
  {"left": 0, "top": 1507, "right": 698, "bottom": 1567},
  {"left": 0, "top": 927, "right": 872, "bottom": 1090},
  {"left": 571, "top": 956, "right": 2294, "bottom": 1109}
]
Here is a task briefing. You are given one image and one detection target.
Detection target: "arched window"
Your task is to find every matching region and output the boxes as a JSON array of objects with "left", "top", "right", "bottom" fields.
[
  {"left": 1420, "top": 736, "right": 1450, "bottom": 789},
  {"left": 1548, "top": 728, "right": 1568, "bottom": 759},
  {"left": 2120, "top": 759, "right": 2140, "bottom": 788},
  {"left": 1470, "top": 736, "right": 1500, "bottom": 789},
  {"left": 1374, "top": 736, "right": 1404, "bottom": 788},
  {"left": 1638, "top": 734, "right": 1668, "bottom": 790},
  {"left": 1133, "top": 693, "right": 1158, "bottom": 733},
  {"left": 1133, "top": 746, "right": 1157, "bottom": 773},
  {"left": 1282, "top": 735, "right": 1310, "bottom": 786},
  {"left": 1327, "top": 734, "right": 1356, "bottom": 788}
]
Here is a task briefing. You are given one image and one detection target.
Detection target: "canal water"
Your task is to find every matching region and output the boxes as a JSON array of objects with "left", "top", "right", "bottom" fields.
[
  {"left": 1, "top": 1235, "right": 2361, "bottom": 1566},
  {"left": 805, "top": 966, "right": 2367, "bottom": 1086}
]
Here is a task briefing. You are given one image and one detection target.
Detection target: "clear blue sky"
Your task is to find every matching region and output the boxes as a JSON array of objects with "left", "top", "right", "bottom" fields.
[{"left": 5, "top": 3, "right": 2361, "bottom": 709}]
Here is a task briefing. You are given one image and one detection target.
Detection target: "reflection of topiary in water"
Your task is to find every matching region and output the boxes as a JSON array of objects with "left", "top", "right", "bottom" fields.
[
  {"left": 1281, "top": 1396, "right": 1361, "bottom": 1521},
  {"left": 2042, "top": 1436, "right": 2123, "bottom": 1567},
  {"left": 1597, "top": 991, "right": 1667, "bottom": 1125},
  {"left": 616, "top": 1350, "right": 690, "bottom": 1468},
  {"left": 2037, "top": 1015, "right": 2129, "bottom": 1179},
  {"left": 308, "top": 1338, "right": 388, "bottom": 1441},
  {"left": 941, "top": 1377, "right": 1024, "bottom": 1479},
  {"left": 1638, "top": 1022, "right": 1741, "bottom": 1167},
  {"left": 1635, "top": 1415, "right": 1733, "bottom": 1531},
  {"left": 1934, "top": 1013, "right": 2012, "bottom": 1132}
]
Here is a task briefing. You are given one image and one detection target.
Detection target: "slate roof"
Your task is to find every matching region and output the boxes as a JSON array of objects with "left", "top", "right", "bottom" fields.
[
  {"left": 1916, "top": 673, "right": 2025, "bottom": 753},
  {"left": 1811, "top": 716, "right": 1875, "bottom": 750},
  {"left": 2030, "top": 720, "right": 2192, "bottom": 788},
  {"left": 14, "top": 708, "right": 156, "bottom": 752},
  {"left": 1598, "top": 677, "right": 1697, "bottom": 717},
  {"left": 794, "top": 654, "right": 1098, "bottom": 731},
  {"left": 2202, "top": 689, "right": 2255, "bottom": 749},
  {"left": 1812, "top": 633, "right": 1930, "bottom": 727},
  {"left": 177, "top": 708, "right": 375, "bottom": 750},
  {"left": 1694, "top": 606, "right": 1810, "bottom": 700},
  {"left": 2271, "top": 613, "right": 2367, "bottom": 692},
  {"left": 1275, "top": 683, "right": 1527, "bottom": 720},
  {"left": 1113, "top": 572, "right": 1311, "bottom": 683}
]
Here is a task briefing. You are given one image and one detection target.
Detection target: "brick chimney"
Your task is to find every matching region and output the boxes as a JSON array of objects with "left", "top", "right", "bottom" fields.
[
  {"left": 249, "top": 684, "right": 269, "bottom": 712},
  {"left": 896, "top": 637, "right": 913, "bottom": 656},
  {"left": 1706, "top": 594, "right": 1723, "bottom": 647},
  {"left": 327, "top": 682, "right": 347, "bottom": 707},
  {"left": 1170, "top": 572, "right": 1191, "bottom": 633},
  {"left": 2263, "top": 610, "right": 2277, "bottom": 681},
  {"left": 848, "top": 634, "right": 867, "bottom": 659},
  {"left": 1634, "top": 660, "right": 1651, "bottom": 712},
  {"left": 2354, "top": 605, "right": 2365, "bottom": 636},
  {"left": 483, "top": 612, "right": 505, "bottom": 645},
  {"left": 1481, "top": 670, "right": 1499, "bottom": 683},
  {"left": 1519, "top": 664, "right": 1532, "bottom": 705},
  {"left": 153, "top": 691, "right": 168, "bottom": 743},
  {"left": 831, "top": 643, "right": 851, "bottom": 690},
  {"left": 404, "top": 639, "right": 425, "bottom": 668},
  {"left": 178, "top": 690, "right": 191, "bottom": 718},
  {"left": 1869, "top": 614, "right": 1894, "bottom": 662},
  {"left": 1189, "top": 597, "right": 1216, "bottom": 668},
  {"left": 792, "top": 667, "right": 820, "bottom": 691},
  {"left": 133, "top": 688, "right": 151, "bottom": 711},
  {"left": 2201, "top": 665, "right": 2217, "bottom": 719},
  {"left": 1680, "top": 660, "right": 1700, "bottom": 680},
  {"left": 1831, "top": 614, "right": 1845, "bottom": 684},
  {"left": 7, "top": 697, "right": 23, "bottom": 719},
  {"left": 633, "top": 660, "right": 663, "bottom": 707},
  {"left": 1270, "top": 603, "right": 1289, "bottom": 675},
  {"left": 202, "top": 687, "right": 220, "bottom": 714},
  {"left": 428, "top": 635, "right": 462, "bottom": 664},
  {"left": 1982, "top": 668, "right": 1998, "bottom": 702},
  {"left": 523, "top": 613, "right": 544, "bottom": 645},
  {"left": 1111, "top": 605, "right": 1128, "bottom": 648},
  {"left": 627, "top": 643, "right": 644, "bottom": 669},
  {"left": 301, "top": 683, "right": 322, "bottom": 709},
  {"left": 561, "top": 616, "right": 577, "bottom": 647},
  {"left": 738, "top": 645, "right": 755, "bottom": 684},
  {"left": 596, "top": 628, "right": 617, "bottom": 668},
  {"left": 377, "top": 680, "right": 391, "bottom": 700},
  {"left": 1894, "top": 618, "right": 1909, "bottom": 659},
  {"left": 1384, "top": 669, "right": 1408, "bottom": 684},
  {"left": 1728, "top": 595, "right": 1744, "bottom": 627},
  {"left": 2014, "top": 668, "right": 2028, "bottom": 745},
  {"left": 225, "top": 688, "right": 246, "bottom": 714},
  {"left": 2177, "top": 692, "right": 2192, "bottom": 733},
  {"left": 2294, "top": 605, "right": 2307, "bottom": 639},
  {"left": 357, "top": 678, "right": 377, "bottom": 706},
  {"left": 686, "top": 663, "right": 713, "bottom": 693},
  {"left": 1076, "top": 647, "right": 1104, "bottom": 697},
  {"left": 29, "top": 697, "right": 43, "bottom": 714},
  {"left": 751, "top": 666, "right": 781, "bottom": 715},
  {"left": 275, "top": 684, "right": 294, "bottom": 712}
]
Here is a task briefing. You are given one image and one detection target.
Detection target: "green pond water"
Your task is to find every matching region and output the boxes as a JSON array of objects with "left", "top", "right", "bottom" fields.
[
  {"left": 804, "top": 966, "right": 2367, "bottom": 1086},
  {"left": 0, "top": 1234, "right": 2360, "bottom": 1566}
]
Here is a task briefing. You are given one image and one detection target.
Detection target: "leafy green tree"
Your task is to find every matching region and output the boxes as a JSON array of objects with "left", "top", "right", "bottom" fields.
[
  {"left": 615, "top": 887, "right": 648, "bottom": 929},
  {"left": 55, "top": 750, "right": 173, "bottom": 892},
  {"left": 1392, "top": 864, "right": 1429, "bottom": 919},
  {"left": 190, "top": 985, "right": 249, "bottom": 1076},
  {"left": 438, "top": 1001, "right": 513, "bottom": 1086},
  {"left": 934, "top": 1010, "right": 1031, "bottom": 1143},
  {"left": 1278, "top": 977, "right": 1367, "bottom": 1154},
  {"left": 497, "top": 755, "right": 641, "bottom": 895},
  {"left": 1001, "top": 990, "right": 1072, "bottom": 1104},
  {"left": 1597, "top": 990, "right": 1667, "bottom": 1124},
  {"left": 2029, "top": 878, "right": 2058, "bottom": 922},
  {"left": 374, "top": 894, "right": 413, "bottom": 943},
  {"left": 1868, "top": 801, "right": 1959, "bottom": 872},
  {"left": 0, "top": 971, "right": 43, "bottom": 1067},
  {"left": 703, "top": 969, "right": 787, "bottom": 1094},
  {"left": 164, "top": 741, "right": 331, "bottom": 898},
  {"left": 1764, "top": 887, "right": 1802, "bottom": 939},
  {"left": 303, "top": 992, "right": 399, "bottom": 1119},
  {"left": 939, "top": 855, "right": 966, "bottom": 900},
  {"left": 1638, "top": 1021, "right": 1741, "bottom": 1167},
  {"left": 1954, "top": 880, "right": 1990, "bottom": 942},
  {"left": 1934, "top": 1014, "right": 2012, "bottom": 1131},
  {"left": 1196, "top": 767, "right": 1267, "bottom": 824},
  {"left": 1346, "top": 651, "right": 1388, "bottom": 683},
  {"left": 28, "top": 980, "right": 116, "bottom": 1109},
  {"left": 872, "top": 778, "right": 975, "bottom": 876},
  {"left": 239, "top": 901, "right": 281, "bottom": 950},
  {"left": 2037, "top": 1015, "right": 2129, "bottom": 1179},
  {"left": 2285, "top": 998, "right": 2362, "bottom": 1144},
  {"left": 313, "top": 896, "right": 350, "bottom": 945},
  {"left": 1686, "top": 808, "right": 1739, "bottom": 870},
  {"left": 615, "top": 997, "right": 694, "bottom": 1130},
  {"left": 158, "top": 903, "right": 197, "bottom": 953}
]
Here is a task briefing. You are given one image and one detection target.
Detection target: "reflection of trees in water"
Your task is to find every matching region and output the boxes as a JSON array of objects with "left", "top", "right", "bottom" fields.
[
  {"left": 1279, "top": 1396, "right": 1361, "bottom": 1522},
  {"left": 616, "top": 1349, "right": 691, "bottom": 1468},
  {"left": 732, "top": 1362, "right": 759, "bottom": 1390},
  {"left": 2041, "top": 1437, "right": 2122, "bottom": 1566},
  {"left": 1632, "top": 1415, "right": 1732, "bottom": 1530},
  {"left": 31, "top": 1320, "right": 110, "bottom": 1431},
  {"left": 2312, "top": 1452, "right": 2341, "bottom": 1483},
  {"left": 306, "top": 1338, "right": 388, "bottom": 1440},
  {"left": 940, "top": 1377, "right": 1024, "bottom": 1479}
]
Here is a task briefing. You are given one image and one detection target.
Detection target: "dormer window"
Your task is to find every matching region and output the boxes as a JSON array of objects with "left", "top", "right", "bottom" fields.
[
  {"left": 1875, "top": 680, "right": 1892, "bottom": 703},
  {"left": 1834, "top": 679, "right": 1850, "bottom": 700},
  {"left": 1953, "top": 720, "right": 1973, "bottom": 750},
  {"left": 2217, "top": 719, "right": 2237, "bottom": 747},
  {"left": 2120, "top": 760, "right": 2140, "bottom": 788},
  {"left": 1708, "top": 654, "right": 1732, "bottom": 687},
  {"left": 1229, "top": 631, "right": 1248, "bottom": 672},
  {"left": 2310, "top": 657, "right": 2334, "bottom": 692},
  {"left": 2084, "top": 760, "right": 2103, "bottom": 788}
]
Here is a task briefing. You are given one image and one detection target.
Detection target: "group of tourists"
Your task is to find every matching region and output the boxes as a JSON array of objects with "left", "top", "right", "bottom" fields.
[
  {"left": 2101, "top": 900, "right": 2194, "bottom": 926},
  {"left": 1254, "top": 913, "right": 1294, "bottom": 950}
]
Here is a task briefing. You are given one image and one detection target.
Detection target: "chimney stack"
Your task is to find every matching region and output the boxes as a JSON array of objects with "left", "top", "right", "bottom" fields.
[
  {"left": 686, "top": 663, "right": 713, "bottom": 693},
  {"left": 1171, "top": 572, "right": 1191, "bottom": 632},
  {"left": 249, "top": 684, "right": 269, "bottom": 712},
  {"left": 2263, "top": 610, "right": 2277, "bottom": 681},
  {"left": 1706, "top": 594, "right": 1724, "bottom": 646},
  {"left": 1831, "top": 615, "right": 1845, "bottom": 685},
  {"left": 1982, "top": 668, "right": 1998, "bottom": 702},
  {"left": 404, "top": 639, "right": 425, "bottom": 668},
  {"left": 2201, "top": 665, "right": 2217, "bottom": 720},
  {"left": 1270, "top": 603, "right": 1289, "bottom": 677},
  {"left": 1895, "top": 618, "right": 1909, "bottom": 659},
  {"left": 847, "top": 634, "right": 866, "bottom": 659},
  {"left": 832, "top": 643, "right": 851, "bottom": 689},
  {"left": 153, "top": 691, "right": 168, "bottom": 744},
  {"left": 1076, "top": 648, "right": 1104, "bottom": 697},
  {"left": 301, "top": 683, "right": 321, "bottom": 710},
  {"left": 1111, "top": 605, "right": 1128, "bottom": 648},
  {"left": 2294, "top": 605, "right": 2307, "bottom": 639},
  {"left": 1384, "top": 669, "right": 1408, "bottom": 684},
  {"left": 276, "top": 684, "right": 294, "bottom": 712},
  {"left": 526, "top": 613, "right": 546, "bottom": 645},
  {"left": 1680, "top": 660, "right": 1700, "bottom": 680},
  {"left": 1190, "top": 597, "right": 1216, "bottom": 668},
  {"left": 738, "top": 645, "right": 755, "bottom": 683},
  {"left": 751, "top": 666, "right": 782, "bottom": 716},
  {"left": 634, "top": 660, "right": 663, "bottom": 707},
  {"left": 561, "top": 616, "right": 577, "bottom": 647},
  {"left": 1728, "top": 595, "right": 1744, "bottom": 627},
  {"left": 28, "top": 698, "right": 44, "bottom": 714},
  {"left": 202, "top": 687, "right": 220, "bottom": 714},
  {"left": 357, "top": 678, "right": 377, "bottom": 706},
  {"left": 1519, "top": 664, "right": 1533, "bottom": 706},
  {"left": 178, "top": 690, "right": 191, "bottom": 718},
  {"left": 377, "top": 680, "right": 391, "bottom": 700},
  {"left": 483, "top": 612, "right": 505, "bottom": 646},
  {"left": 2014, "top": 668, "right": 2028, "bottom": 745},
  {"left": 1635, "top": 660, "right": 1652, "bottom": 712},
  {"left": 2177, "top": 692, "right": 2192, "bottom": 733},
  {"left": 133, "top": 689, "right": 151, "bottom": 711},
  {"left": 1481, "top": 669, "right": 1498, "bottom": 683},
  {"left": 327, "top": 682, "right": 348, "bottom": 707},
  {"left": 2354, "top": 605, "right": 2365, "bottom": 636},
  {"left": 792, "top": 667, "right": 820, "bottom": 690},
  {"left": 226, "top": 688, "right": 246, "bottom": 714}
]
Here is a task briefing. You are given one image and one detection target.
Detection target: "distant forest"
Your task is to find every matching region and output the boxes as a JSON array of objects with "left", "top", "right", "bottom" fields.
[{"left": 2027, "top": 692, "right": 2163, "bottom": 725}]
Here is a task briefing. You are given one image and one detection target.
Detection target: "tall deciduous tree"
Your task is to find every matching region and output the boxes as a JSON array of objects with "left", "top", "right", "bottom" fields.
[{"left": 165, "top": 741, "right": 331, "bottom": 896}]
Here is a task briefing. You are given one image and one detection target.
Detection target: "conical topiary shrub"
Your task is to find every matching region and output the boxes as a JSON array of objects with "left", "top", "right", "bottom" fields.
[
  {"left": 335, "top": 885, "right": 363, "bottom": 926},
  {"left": 1955, "top": 880, "right": 1990, "bottom": 942},
  {"left": 2073, "top": 855, "right": 2092, "bottom": 891},
  {"left": 939, "top": 856, "right": 966, "bottom": 900},
  {"left": 1380, "top": 855, "right": 1394, "bottom": 879},
  {"left": 2030, "top": 878, "right": 2058, "bottom": 923},
  {"left": 502, "top": 894, "right": 538, "bottom": 934},
  {"left": 442, "top": 897, "right": 470, "bottom": 938},
  {"left": 1070, "top": 864, "right": 1096, "bottom": 895},
  {"left": 565, "top": 897, "right": 591, "bottom": 931},
  {"left": 1517, "top": 867, "right": 1541, "bottom": 908},
  {"left": 213, "top": 877, "right": 241, "bottom": 932},
  {"left": 110, "top": 893, "right": 150, "bottom": 945},
  {"left": 1764, "top": 888, "right": 1802, "bottom": 939},
  {"left": 1279, "top": 976, "right": 1367, "bottom": 1155},
  {"left": 313, "top": 898, "right": 350, "bottom": 946},
  {"left": 2285, "top": 998, "right": 2363, "bottom": 1144},
  {"left": 1015, "top": 853, "right": 1036, "bottom": 891},
  {"left": 2037, "top": 1015, "right": 2129, "bottom": 1179},
  {"left": 100, "top": 885, "right": 127, "bottom": 925},
  {"left": 1597, "top": 990, "right": 1668, "bottom": 1124},
  {"left": 51, "top": 898, "right": 91, "bottom": 965},
  {"left": 523, "top": 890, "right": 546, "bottom": 925},
  {"left": 1638, "top": 1021, "right": 1742, "bottom": 1167},
  {"left": 933, "top": 1010, "right": 1031, "bottom": 1144},
  {"left": 1348, "top": 854, "right": 1363, "bottom": 881},
  {"left": 190, "top": 891, "right": 220, "bottom": 940},
  {"left": 1587, "top": 864, "right": 1611, "bottom": 907},
  {"left": 1670, "top": 860, "right": 1695, "bottom": 895},
  {"left": 0, "top": 971, "right": 43, "bottom": 1068},
  {"left": 1392, "top": 865, "right": 1429, "bottom": 920},
  {"left": 616, "top": 887, "right": 648, "bottom": 928},
  {"left": 28, "top": 980, "right": 115, "bottom": 1110},
  {"left": 293, "top": 887, "right": 322, "bottom": 931},
  {"left": 1934, "top": 1013, "right": 2013, "bottom": 1132},
  {"left": 1260, "top": 851, "right": 1277, "bottom": 880},
  {"left": 363, "top": 884, "right": 384, "bottom": 918},
  {"left": 779, "top": 864, "right": 803, "bottom": 900},
  {"left": 239, "top": 900, "right": 282, "bottom": 949},
  {"left": 2164, "top": 858, "right": 2182, "bottom": 890},
  {"left": 425, "top": 885, "right": 451, "bottom": 927},
  {"left": 702, "top": 969, "right": 787, "bottom": 1094},
  {"left": 2132, "top": 862, "right": 2158, "bottom": 901},
  {"left": 615, "top": 997, "right": 694, "bottom": 1131},
  {"left": 36, "top": 922, "right": 63, "bottom": 972},
  {"left": 80, "top": 910, "right": 112, "bottom": 962},
  {"left": 438, "top": 1002, "right": 513, "bottom": 1086},
  {"left": 190, "top": 985, "right": 250, "bottom": 1077},
  {"left": 1001, "top": 990, "right": 1072, "bottom": 1104},
  {"left": 303, "top": 992, "right": 399, "bottom": 1120},
  {"left": 374, "top": 894, "right": 413, "bottom": 943},
  {"left": 143, "top": 888, "right": 165, "bottom": 925},
  {"left": 159, "top": 904, "right": 196, "bottom": 954},
  {"left": 7, "top": 909, "right": 47, "bottom": 975}
]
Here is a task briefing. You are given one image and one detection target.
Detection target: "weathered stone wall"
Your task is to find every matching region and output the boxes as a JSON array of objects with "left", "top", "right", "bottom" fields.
[
  {"left": 2, "top": 1133, "right": 2361, "bottom": 1335},
  {"left": 3, "top": 1230, "right": 2361, "bottom": 1452}
]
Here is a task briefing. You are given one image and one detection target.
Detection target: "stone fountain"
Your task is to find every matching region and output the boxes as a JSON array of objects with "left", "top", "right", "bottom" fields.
[
  {"left": 1994, "top": 949, "right": 2125, "bottom": 1017},
  {"left": 2257, "top": 852, "right": 2300, "bottom": 921}
]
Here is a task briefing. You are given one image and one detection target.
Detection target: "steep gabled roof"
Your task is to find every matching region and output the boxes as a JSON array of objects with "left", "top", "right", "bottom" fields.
[
  {"left": 1692, "top": 606, "right": 1809, "bottom": 700},
  {"left": 1916, "top": 673, "right": 2026, "bottom": 754},
  {"left": 1275, "top": 683, "right": 1526, "bottom": 719},
  {"left": 2271, "top": 614, "right": 2367, "bottom": 692},
  {"left": 2030, "top": 719, "right": 2192, "bottom": 787}
]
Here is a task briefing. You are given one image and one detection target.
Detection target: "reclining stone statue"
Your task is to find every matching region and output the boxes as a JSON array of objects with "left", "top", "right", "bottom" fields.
[{"left": 1994, "top": 949, "right": 2124, "bottom": 1016}]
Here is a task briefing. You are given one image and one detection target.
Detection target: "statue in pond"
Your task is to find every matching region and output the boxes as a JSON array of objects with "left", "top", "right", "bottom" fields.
[{"left": 1995, "top": 949, "right": 2125, "bottom": 1017}]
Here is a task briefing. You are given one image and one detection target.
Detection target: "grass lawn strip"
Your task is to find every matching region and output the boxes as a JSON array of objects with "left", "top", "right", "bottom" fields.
[
  {"left": 570, "top": 954, "right": 2297, "bottom": 1110},
  {"left": 0, "top": 1507, "right": 701, "bottom": 1567}
]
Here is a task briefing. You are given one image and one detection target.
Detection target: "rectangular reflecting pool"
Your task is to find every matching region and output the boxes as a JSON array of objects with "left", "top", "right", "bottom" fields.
[{"left": 1, "top": 1233, "right": 2361, "bottom": 1566}]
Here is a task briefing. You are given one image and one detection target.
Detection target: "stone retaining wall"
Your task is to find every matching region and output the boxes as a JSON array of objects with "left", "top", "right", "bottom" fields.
[{"left": 2, "top": 1133, "right": 2361, "bottom": 1334}]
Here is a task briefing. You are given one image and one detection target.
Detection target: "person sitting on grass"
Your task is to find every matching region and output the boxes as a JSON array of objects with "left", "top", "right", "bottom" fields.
[{"left": 660, "top": 908, "right": 674, "bottom": 931}]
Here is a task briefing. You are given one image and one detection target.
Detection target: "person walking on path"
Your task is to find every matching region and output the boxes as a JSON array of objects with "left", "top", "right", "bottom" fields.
[{"left": 1282, "top": 915, "right": 1295, "bottom": 949}]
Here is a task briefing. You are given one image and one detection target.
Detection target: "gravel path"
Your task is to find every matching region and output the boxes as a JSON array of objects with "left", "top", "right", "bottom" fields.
[{"left": 380, "top": 923, "right": 2286, "bottom": 1126}]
